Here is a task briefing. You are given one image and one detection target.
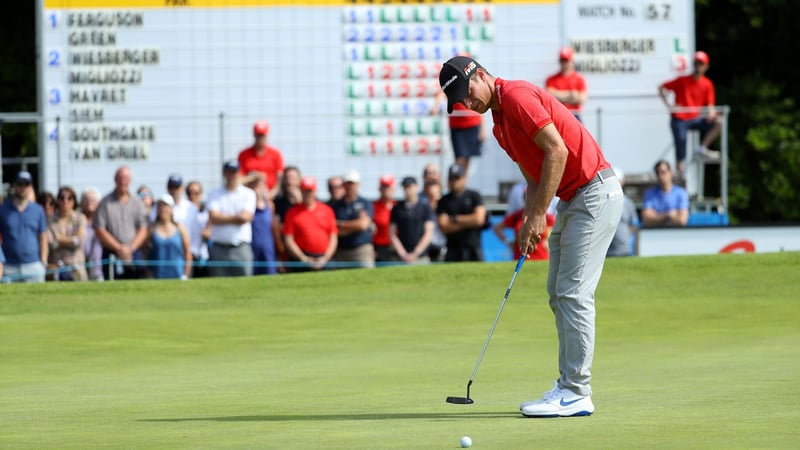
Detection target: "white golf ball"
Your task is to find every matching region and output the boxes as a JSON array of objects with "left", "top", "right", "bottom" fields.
[{"left": 460, "top": 436, "right": 472, "bottom": 448}]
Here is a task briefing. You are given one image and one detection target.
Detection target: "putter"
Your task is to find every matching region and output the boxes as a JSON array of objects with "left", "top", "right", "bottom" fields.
[{"left": 446, "top": 254, "right": 527, "bottom": 405}]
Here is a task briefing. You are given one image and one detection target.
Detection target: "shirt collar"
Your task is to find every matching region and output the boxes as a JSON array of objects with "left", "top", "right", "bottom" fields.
[{"left": 494, "top": 77, "right": 506, "bottom": 108}]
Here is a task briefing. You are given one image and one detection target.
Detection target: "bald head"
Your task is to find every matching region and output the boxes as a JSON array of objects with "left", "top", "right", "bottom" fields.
[{"left": 114, "top": 166, "right": 132, "bottom": 194}]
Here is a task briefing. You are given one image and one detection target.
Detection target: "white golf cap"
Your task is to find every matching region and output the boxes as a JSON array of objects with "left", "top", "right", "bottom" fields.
[
  {"left": 342, "top": 169, "right": 361, "bottom": 184},
  {"left": 156, "top": 194, "right": 174, "bottom": 207}
]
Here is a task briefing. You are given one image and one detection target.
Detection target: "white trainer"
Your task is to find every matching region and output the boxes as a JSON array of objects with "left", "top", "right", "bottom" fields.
[
  {"left": 693, "top": 146, "right": 721, "bottom": 161},
  {"left": 520, "top": 385, "right": 594, "bottom": 418},
  {"left": 519, "top": 381, "right": 559, "bottom": 410}
]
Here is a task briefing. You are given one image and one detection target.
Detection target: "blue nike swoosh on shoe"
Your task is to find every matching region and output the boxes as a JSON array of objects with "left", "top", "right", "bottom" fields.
[{"left": 559, "top": 397, "right": 583, "bottom": 407}]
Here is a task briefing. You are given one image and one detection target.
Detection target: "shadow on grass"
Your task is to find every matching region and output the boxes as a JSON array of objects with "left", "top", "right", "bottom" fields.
[{"left": 140, "top": 411, "right": 521, "bottom": 423}]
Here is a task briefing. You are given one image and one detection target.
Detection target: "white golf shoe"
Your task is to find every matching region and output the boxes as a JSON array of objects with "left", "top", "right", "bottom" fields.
[
  {"left": 520, "top": 383, "right": 594, "bottom": 418},
  {"left": 519, "top": 381, "right": 559, "bottom": 410}
]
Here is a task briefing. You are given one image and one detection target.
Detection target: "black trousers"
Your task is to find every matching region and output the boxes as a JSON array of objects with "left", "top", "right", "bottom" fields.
[{"left": 102, "top": 248, "right": 146, "bottom": 280}]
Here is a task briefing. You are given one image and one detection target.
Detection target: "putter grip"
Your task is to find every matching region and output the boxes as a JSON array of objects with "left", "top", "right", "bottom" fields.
[{"left": 514, "top": 254, "right": 526, "bottom": 272}]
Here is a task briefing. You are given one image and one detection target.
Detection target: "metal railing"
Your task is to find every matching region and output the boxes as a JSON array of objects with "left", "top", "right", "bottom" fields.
[{"left": 0, "top": 112, "right": 42, "bottom": 194}]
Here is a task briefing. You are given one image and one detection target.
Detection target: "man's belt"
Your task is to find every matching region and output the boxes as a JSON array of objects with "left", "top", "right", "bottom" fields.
[{"left": 576, "top": 167, "right": 616, "bottom": 195}]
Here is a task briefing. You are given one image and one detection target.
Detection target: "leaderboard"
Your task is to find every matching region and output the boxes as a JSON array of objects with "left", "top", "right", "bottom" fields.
[
  {"left": 341, "top": 4, "right": 494, "bottom": 156},
  {"left": 40, "top": 0, "right": 507, "bottom": 194},
  {"left": 42, "top": 2, "right": 495, "bottom": 169},
  {"left": 44, "top": 10, "right": 159, "bottom": 162}
]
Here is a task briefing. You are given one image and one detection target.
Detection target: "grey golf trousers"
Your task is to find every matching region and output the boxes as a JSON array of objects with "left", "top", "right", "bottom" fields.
[{"left": 547, "top": 174, "right": 623, "bottom": 397}]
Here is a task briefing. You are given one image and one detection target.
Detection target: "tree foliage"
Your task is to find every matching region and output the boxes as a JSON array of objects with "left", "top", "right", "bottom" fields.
[
  {"left": 725, "top": 76, "right": 800, "bottom": 221},
  {"left": 697, "top": 0, "right": 800, "bottom": 222},
  {"left": 0, "top": 1, "right": 37, "bottom": 175}
]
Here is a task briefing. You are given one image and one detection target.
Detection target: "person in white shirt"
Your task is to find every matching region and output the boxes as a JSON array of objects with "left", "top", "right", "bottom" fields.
[
  {"left": 185, "top": 180, "right": 210, "bottom": 277},
  {"left": 150, "top": 174, "right": 194, "bottom": 223},
  {"left": 206, "top": 160, "right": 257, "bottom": 277}
]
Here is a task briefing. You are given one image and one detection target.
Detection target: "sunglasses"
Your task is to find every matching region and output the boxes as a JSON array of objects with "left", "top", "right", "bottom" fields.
[
  {"left": 58, "top": 194, "right": 74, "bottom": 201},
  {"left": 187, "top": 190, "right": 201, "bottom": 196}
]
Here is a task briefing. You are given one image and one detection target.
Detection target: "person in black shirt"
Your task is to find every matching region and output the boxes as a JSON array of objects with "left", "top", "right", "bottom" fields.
[
  {"left": 389, "top": 176, "right": 436, "bottom": 265},
  {"left": 436, "top": 164, "right": 487, "bottom": 262}
]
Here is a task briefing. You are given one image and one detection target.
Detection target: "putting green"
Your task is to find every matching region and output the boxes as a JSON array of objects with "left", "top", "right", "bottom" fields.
[{"left": 1, "top": 252, "right": 798, "bottom": 448}]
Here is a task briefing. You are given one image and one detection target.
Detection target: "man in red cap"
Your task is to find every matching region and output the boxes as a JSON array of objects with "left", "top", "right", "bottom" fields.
[
  {"left": 438, "top": 54, "right": 623, "bottom": 418},
  {"left": 545, "top": 47, "right": 588, "bottom": 122},
  {"left": 659, "top": 50, "right": 723, "bottom": 175},
  {"left": 237, "top": 120, "right": 285, "bottom": 201},
  {"left": 282, "top": 176, "right": 338, "bottom": 272},
  {"left": 372, "top": 174, "right": 397, "bottom": 263}
]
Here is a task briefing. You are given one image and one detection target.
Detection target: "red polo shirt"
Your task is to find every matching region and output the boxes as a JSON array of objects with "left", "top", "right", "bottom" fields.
[
  {"left": 238, "top": 145, "right": 285, "bottom": 190},
  {"left": 282, "top": 202, "right": 338, "bottom": 255},
  {"left": 503, "top": 210, "right": 555, "bottom": 261},
  {"left": 490, "top": 77, "right": 609, "bottom": 202},
  {"left": 372, "top": 199, "right": 396, "bottom": 247},
  {"left": 661, "top": 74, "right": 715, "bottom": 121},
  {"left": 449, "top": 103, "right": 483, "bottom": 129},
  {"left": 545, "top": 71, "right": 587, "bottom": 112}
]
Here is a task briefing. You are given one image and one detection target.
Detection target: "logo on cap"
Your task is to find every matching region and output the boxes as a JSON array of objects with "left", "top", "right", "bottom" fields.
[
  {"left": 15, "top": 170, "right": 33, "bottom": 184},
  {"left": 463, "top": 61, "right": 477, "bottom": 76},
  {"left": 442, "top": 74, "right": 458, "bottom": 91},
  {"left": 448, "top": 163, "right": 465, "bottom": 179}
]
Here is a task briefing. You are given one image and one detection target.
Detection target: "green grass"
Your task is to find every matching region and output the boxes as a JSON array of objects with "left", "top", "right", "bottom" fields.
[{"left": 1, "top": 252, "right": 799, "bottom": 449}]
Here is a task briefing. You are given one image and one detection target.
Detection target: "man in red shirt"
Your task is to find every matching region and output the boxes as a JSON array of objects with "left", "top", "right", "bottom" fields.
[
  {"left": 545, "top": 47, "right": 587, "bottom": 122},
  {"left": 238, "top": 121, "right": 285, "bottom": 201},
  {"left": 493, "top": 207, "right": 555, "bottom": 261},
  {"left": 282, "top": 176, "right": 338, "bottom": 272},
  {"left": 439, "top": 55, "right": 623, "bottom": 418},
  {"left": 659, "top": 50, "right": 722, "bottom": 175},
  {"left": 372, "top": 174, "right": 396, "bottom": 264}
]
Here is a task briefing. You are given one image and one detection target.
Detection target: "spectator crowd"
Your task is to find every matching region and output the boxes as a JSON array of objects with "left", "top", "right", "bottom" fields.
[
  {"left": 5, "top": 44, "right": 716, "bottom": 286},
  {"left": 1, "top": 120, "right": 507, "bottom": 283}
]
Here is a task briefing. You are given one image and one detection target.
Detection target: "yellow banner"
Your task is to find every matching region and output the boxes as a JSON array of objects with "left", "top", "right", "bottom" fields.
[{"left": 45, "top": 0, "right": 555, "bottom": 8}]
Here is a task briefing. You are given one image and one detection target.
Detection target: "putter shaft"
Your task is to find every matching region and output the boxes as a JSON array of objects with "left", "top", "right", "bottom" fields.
[{"left": 445, "top": 256, "right": 526, "bottom": 405}]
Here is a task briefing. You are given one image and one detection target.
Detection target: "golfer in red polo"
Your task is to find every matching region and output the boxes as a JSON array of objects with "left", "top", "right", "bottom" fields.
[{"left": 439, "top": 55, "right": 623, "bottom": 418}]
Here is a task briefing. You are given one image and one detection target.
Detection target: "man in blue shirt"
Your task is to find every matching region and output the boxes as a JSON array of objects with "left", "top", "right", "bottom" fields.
[
  {"left": 0, "top": 246, "right": 5, "bottom": 280},
  {"left": 0, "top": 171, "right": 48, "bottom": 283},
  {"left": 607, "top": 167, "right": 640, "bottom": 256},
  {"left": 330, "top": 169, "right": 375, "bottom": 269},
  {"left": 641, "top": 160, "right": 689, "bottom": 227}
]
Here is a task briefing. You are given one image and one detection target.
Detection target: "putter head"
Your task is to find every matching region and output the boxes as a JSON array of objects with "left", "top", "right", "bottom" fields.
[{"left": 445, "top": 396, "right": 474, "bottom": 404}]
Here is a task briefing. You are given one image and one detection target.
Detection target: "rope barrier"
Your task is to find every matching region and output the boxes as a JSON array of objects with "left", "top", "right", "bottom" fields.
[{"left": 1, "top": 256, "right": 439, "bottom": 283}]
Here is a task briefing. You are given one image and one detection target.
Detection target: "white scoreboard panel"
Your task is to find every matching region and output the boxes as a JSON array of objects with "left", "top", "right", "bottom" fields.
[
  {"left": 560, "top": 0, "right": 695, "bottom": 179},
  {"left": 39, "top": 0, "right": 691, "bottom": 198}
]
